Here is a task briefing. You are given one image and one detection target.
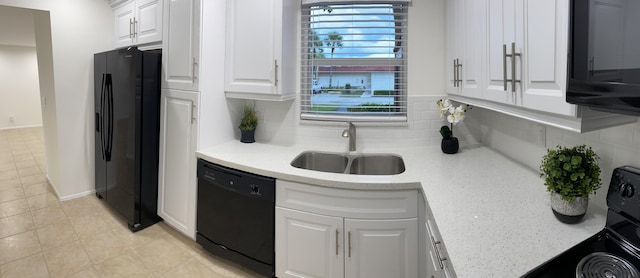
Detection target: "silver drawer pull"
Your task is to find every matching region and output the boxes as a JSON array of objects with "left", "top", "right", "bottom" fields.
[
  {"left": 336, "top": 229, "right": 339, "bottom": 256},
  {"left": 431, "top": 236, "right": 444, "bottom": 270},
  {"left": 348, "top": 231, "right": 352, "bottom": 258}
]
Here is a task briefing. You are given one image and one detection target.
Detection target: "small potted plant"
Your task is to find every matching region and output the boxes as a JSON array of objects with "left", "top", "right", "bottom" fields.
[
  {"left": 437, "top": 99, "right": 469, "bottom": 154},
  {"left": 539, "top": 145, "right": 601, "bottom": 224},
  {"left": 239, "top": 103, "right": 258, "bottom": 143}
]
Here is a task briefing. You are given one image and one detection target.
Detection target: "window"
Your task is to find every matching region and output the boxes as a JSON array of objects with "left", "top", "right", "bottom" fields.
[{"left": 300, "top": 1, "right": 408, "bottom": 122}]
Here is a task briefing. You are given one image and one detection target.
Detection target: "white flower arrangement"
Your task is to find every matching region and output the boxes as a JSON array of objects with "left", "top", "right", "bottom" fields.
[
  {"left": 437, "top": 98, "right": 469, "bottom": 124},
  {"left": 436, "top": 99, "right": 470, "bottom": 138}
]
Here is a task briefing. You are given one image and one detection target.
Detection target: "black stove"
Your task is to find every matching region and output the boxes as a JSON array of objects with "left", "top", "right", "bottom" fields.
[{"left": 524, "top": 166, "right": 640, "bottom": 278}]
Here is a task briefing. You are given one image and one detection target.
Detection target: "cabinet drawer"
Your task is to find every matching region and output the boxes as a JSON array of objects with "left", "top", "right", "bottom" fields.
[{"left": 276, "top": 180, "right": 418, "bottom": 219}]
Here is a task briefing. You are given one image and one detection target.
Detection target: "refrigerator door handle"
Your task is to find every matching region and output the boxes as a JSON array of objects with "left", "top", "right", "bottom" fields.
[
  {"left": 105, "top": 74, "right": 114, "bottom": 162},
  {"left": 100, "top": 73, "right": 107, "bottom": 160}
]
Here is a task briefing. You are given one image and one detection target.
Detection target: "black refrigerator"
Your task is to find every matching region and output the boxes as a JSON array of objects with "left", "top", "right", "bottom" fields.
[{"left": 94, "top": 47, "right": 162, "bottom": 232}]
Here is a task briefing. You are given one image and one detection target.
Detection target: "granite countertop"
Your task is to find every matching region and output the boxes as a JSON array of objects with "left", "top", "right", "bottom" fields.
[{"left": 196, "top": 141, "right": 606, "bottom": 277}]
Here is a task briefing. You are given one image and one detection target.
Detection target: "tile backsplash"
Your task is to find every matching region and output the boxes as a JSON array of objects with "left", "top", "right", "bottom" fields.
[
  {"left": 228, "top": 95, "right": 451, "bottom": 151},
  {"left": 465, "top": 107, "right": 640, "bottom": 210},
  {"left": 228, "top": 95, "right": 640, "bottom": 210}
]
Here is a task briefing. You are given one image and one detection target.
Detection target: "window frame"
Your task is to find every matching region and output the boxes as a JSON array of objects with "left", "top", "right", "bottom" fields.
[{"left": 300, "top": 1, "right": 409, "bottom": 123}]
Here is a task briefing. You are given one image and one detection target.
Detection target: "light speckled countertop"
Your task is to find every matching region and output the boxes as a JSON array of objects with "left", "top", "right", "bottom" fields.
[{"left": 196, "top": 141, "right": 606, "bottom": 277}]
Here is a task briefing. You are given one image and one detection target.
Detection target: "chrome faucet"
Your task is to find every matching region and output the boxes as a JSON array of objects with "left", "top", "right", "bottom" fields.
[{"left": 341, "top": 122, "right": 356, "bottom": 152}]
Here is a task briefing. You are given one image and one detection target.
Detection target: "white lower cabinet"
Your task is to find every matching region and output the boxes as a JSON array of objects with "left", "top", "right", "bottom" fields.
[
  {"left": 425, "top": 211, "right": 454, "bottom": 278},
  {"left": 345, "top": 218, "right": 418, "bottom": 278},
  {"left": 157, "top": 89, "right": 198, "bottom": 238},
  {"left": 275, "top": 180, "right": 419, "bottom": 278},
  {"left": 276, "top": 207, "right": 344, "bottom": 278}
]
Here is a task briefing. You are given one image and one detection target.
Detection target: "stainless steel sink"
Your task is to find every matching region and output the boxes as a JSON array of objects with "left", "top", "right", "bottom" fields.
[
  {"left": 290, "top": 151, "right": 349, "bottom": 174},
  {"left": 290, "top": 151, "right": 405, "bottom": 175},
  {"left": 348, "top": 154, "right": 405, "bottom": 175}
]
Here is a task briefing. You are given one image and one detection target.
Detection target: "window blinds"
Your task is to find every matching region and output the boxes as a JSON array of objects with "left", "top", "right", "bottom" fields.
[{"left": 300, "top": 2, "right": 408, "bottom": 122}]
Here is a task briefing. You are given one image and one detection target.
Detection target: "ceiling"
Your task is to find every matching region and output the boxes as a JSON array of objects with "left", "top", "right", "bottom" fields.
[{"left": 0, "top": 6, "right": 36, "bottom": 47}]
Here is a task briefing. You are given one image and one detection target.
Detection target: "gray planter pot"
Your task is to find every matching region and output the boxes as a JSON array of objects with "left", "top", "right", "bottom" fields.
[
  {"left": 240, "top": 129, "right": 255, "bottom": 143},
  {"left": 550, "top": 192, "right": 588, "bottom": 224}
]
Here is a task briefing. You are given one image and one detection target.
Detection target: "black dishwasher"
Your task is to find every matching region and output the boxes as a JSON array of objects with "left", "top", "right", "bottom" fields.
[{"left": 196, "top": 159, "right": 275, "bottom": 277}]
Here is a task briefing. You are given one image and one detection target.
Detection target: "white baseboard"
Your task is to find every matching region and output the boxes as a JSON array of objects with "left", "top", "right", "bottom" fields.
[
  {"left": 58, "top": 189, "right": 96, "bottom": 202},
  {"left": 0, "top": 124, "right": 43, "bottom": 131},
  {"left": 46, "top": 174, "right": 96, "bottom": 202}
]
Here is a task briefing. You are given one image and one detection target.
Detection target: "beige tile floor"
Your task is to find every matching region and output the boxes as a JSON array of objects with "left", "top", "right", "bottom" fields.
[{"left": 0, "top": 127, "right": 261, "bottom": 278}]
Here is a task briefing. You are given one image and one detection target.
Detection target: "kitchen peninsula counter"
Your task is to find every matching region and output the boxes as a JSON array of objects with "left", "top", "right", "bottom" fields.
[{"left": 197, "top": 142, "right": 605, "bottom": 277}]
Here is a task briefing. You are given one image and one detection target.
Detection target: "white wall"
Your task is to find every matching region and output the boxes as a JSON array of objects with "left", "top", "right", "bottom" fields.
[
  {"left": 0, "top": 1, "right": 113, "bottom": 200},
  {"left": 227, "top": 0, "right": 447, "bottom": 149},
  {"left": 0, "top": 45, "right": 42, "bottom": 129},
  {"left": 464, "top": 107, "right": 640, "bottom": 211},
  {"left": 198, "top": 0, "right": 235, "bottom": 148}
]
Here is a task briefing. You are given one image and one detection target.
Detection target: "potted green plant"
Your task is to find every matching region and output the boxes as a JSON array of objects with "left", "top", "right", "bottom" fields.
[
  {"left": 436, "top": 99, "right": 469, "bottom": 154},
  {"left": 539, "top": 145, "right": 601, "bottom": 224},
  {"left": 239, "top": 103, "right": 258, "bottom": 143}
]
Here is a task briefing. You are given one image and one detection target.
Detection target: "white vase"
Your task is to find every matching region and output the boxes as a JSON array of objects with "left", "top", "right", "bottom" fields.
[{"left": 550, "top": 192, "right": 588, "bottom": 224}]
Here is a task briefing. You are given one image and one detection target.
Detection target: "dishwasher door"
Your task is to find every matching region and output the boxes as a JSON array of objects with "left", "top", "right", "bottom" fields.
[{"left": 196, "top": 159, "right": 275, "bottom": 276}]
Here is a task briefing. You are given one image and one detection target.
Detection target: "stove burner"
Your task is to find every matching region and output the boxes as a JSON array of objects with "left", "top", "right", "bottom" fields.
[{"left": 576, "top": 252, "right": 640, "bottom": 278}]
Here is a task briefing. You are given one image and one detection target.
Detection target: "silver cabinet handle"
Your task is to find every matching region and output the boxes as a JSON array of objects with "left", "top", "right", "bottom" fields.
[
  {"left": 453, "top": 59, "right": 457, "bottom": 87},
  {"left": 457, "top": 59, "right": 462, "bottom": 87},
  {"left": 503, "top": 43, "right": 521, "bottom": 92},
  {"left": 335, "top": 229, "right": 339, "bottom": 256},
  {"left": 453, "top": 59, "right": 462, "bottom": 87},
  {"left": 133, "top": 17, "right": 138, "bottom": 38},
  {"left": 348, "top": 231, "right": 352, "bottom": 258},
  {"left": 503, "top": 44, "right": 508, "bottom": 91},
  {"left": 510, "top": 42, "right": 521, "bottom": 93},
  {"left": 191, "top": 102, "right": 196, "bottom": 124},
  {"left": 274, "top": 60, "right": 279, "bottom": 87},
  {"left": 129, "top": 18, "right": 134, "bottom": 39},
  {"left": 192, "top": 57, "right": 198, "bottom": 82},
  {"left": 590, "top": 57, "right": 595, "bottom": 77}
]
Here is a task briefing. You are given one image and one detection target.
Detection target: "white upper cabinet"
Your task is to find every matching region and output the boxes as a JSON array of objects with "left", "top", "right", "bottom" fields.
[
  {"left": 448, "top": 0, "right": 636, "bottom": 132},
  {"left": 519, "top": 0, "right": 573, "bottom": 115},
  {"left": 446, "top": 0, "right": 485, "bottom": 100},
  {"left": 161, "top": 0, "right": 200, "bottom": 91},
  {"left": 484, "top": 0, "right": 575, "bottom": 115},
  {"left": 113, "top": 0, "right": 163, "bottom": 48},
  {"left": 483, "top": 0, "right": 517, "bottom": 105},
  {"left": 224, "top": 0, "right": 297, "bottom": 101}
]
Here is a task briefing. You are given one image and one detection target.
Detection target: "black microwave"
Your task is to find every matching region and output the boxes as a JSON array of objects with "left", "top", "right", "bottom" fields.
[{"left": 567, "top": 0, "right": 640, "bottom": 116}]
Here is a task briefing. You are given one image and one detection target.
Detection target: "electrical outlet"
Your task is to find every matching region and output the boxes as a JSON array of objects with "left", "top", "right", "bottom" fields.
[{"left": 9, "top": 116, "right": 14, "bottom": 123}]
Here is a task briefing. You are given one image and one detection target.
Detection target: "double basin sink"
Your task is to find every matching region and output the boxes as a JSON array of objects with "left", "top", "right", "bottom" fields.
[{"left": 290, "top": 151, "right": 405, "bottom": 175}]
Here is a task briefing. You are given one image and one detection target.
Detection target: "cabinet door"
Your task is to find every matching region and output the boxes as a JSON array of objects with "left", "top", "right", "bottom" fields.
[
  {"left": 445, "top": 0, "right": 461, "bottom": 95},
  {"left": 134, "top": 0, "right": 163, "bottom": 45},
  {"left": 276, "top": 207, "right": 344, "bottom": 278},
  {"left": 459, "top": 0, "right": 485, "bottom": 99},
  {"left": 157, "top": 89, "right": 198, "bottom": 238},
  {"left": 425, "top": 222, "right": 441, "bottom": 278},
  {"left": 114, "top": 1, "right": 135, "bottom": 48},
  {"left": 483, "top": 0, "right": 518, "bottom": 105},
  {"left": 519, "top": 0, "right": 575, "bottom": 116},
  {"left": 345, "top": 218, "right": 418, "bottom": 278},
  {"left": 446, "top": 0, "right": 485, "bottom": 99},
  {"left": 162, "top": 0, "right": 200, "bottom": 91},
  {"left": 224, "top": 0, "right": 280, "bottom": 95}
]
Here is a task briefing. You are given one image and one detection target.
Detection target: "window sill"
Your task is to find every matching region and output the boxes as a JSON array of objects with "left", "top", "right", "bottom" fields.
[{"left": 299, "top": 113, "right": 409, "bottom": 127}]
